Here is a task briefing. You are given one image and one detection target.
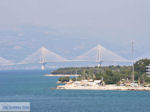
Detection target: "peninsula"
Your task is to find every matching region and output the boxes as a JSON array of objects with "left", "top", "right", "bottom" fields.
[{"left": 55, "top": 59, "right": 150, "bottom": 91}]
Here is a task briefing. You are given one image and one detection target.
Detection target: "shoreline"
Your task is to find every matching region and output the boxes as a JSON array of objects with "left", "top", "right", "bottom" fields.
[
  {"left": 56, "top": 84, "right": 150, "bottom": 91},
  {"left": 44, "top": 74, "right": 80, "bottom": 77}
]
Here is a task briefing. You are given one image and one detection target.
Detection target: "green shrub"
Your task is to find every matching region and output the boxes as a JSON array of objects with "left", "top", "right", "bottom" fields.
[{"left": 58, "top": 76, "right": 70, "bottom": 82}]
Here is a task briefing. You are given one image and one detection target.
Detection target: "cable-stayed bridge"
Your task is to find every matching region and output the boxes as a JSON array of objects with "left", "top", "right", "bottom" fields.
[
  {"left": 74, "top": 45, "right": 130, "bottom": 66},
  {"left": 19, "top": 46, "right": 67, "bottom": 70},
  {"left": 0, "top": 45, "right": 131, "bottom": 70},
  {"left": 0, "top": 57, "right": 14, "bottom": 66},
  {"left": 20, "top": 47, "right": 67, "bottom": 64}
]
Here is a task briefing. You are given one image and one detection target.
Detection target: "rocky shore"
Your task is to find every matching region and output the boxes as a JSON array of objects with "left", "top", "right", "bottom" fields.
[
  {"left": 44, "top": 74, "right": 80, "bottom": 77},
  {"left": 57, "top": 83, "right": 150, "bottom": 91}
]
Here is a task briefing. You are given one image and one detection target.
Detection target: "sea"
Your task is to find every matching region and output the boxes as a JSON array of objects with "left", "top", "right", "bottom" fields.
[{"left": 0, "top": 70, "right": 150, "bottom": 112}]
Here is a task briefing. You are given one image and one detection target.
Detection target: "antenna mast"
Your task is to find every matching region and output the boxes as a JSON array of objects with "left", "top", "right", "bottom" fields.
[{"left": 131, "top": 41, "right": 135, "bottom": 83}]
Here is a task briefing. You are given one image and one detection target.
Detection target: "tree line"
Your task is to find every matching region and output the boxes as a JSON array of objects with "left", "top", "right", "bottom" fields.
[{"left": 54, "top": 59, "right": 150, "bottom": 84}]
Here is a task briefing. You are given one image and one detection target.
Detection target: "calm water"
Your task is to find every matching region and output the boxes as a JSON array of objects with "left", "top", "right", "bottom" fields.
[{"left": 0, "top": 70, "right": 150, "bottom": 112}]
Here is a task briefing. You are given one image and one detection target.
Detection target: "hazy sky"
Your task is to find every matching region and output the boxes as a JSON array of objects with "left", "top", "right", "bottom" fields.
[{"left": 0, "top": 0, "right": 150, "bottom": 62}]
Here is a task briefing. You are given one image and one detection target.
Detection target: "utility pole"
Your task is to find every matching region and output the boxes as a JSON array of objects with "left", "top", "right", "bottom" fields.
[{"left": 131, "top": 41, "right": 135, "bottom": 83}]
